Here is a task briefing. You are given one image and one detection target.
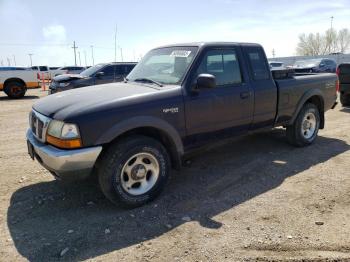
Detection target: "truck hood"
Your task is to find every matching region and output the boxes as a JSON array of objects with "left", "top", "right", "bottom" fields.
[
  {"left": 33, "top": 82, "right": 168, "bottom": 120},
  {"left": 53, "top": 74, "right": 86, "bottom": 82}
]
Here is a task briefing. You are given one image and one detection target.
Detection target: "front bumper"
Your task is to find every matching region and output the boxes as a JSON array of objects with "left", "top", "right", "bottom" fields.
[{"left": 26, "top": 129, "right": 102, "bottom": 180}]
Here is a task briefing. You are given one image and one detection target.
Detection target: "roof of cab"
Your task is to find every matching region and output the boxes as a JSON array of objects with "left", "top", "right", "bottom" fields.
[{"left": 154, "top": 42, "right": 262, "bottom": 49}]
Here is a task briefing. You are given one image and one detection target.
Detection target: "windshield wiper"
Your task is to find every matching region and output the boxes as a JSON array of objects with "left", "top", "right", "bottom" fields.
[{"left": 133, "top": 78, "right": 163, "bottom": 87}]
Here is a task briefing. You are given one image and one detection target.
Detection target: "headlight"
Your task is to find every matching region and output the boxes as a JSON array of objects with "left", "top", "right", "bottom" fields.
[
  {"left": 47, "top": 120, "right": 82, "bottom": 149},
  {"left": 59, "top": 82, "right": 70, "bottom": 87}
]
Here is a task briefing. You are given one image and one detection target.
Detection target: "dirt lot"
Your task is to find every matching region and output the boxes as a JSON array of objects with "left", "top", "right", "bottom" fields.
[{"left": 0, "top": 88, "right": 350, "bottom": 262}]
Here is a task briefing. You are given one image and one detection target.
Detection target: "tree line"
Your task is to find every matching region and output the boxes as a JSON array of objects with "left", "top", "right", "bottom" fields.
[{"left": 296, "top": 28, "right": 350, "bottom": 56}]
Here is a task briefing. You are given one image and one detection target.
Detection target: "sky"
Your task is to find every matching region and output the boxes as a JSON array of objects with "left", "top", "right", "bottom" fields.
[{"left": 0, "top": 0, "right": 349, "bottom": 67}]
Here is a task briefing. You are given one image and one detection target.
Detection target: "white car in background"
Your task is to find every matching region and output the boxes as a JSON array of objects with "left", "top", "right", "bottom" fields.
[
  {"left": 31, "top": 66, "right": 51, "bottom": 80},
  {"left": 0, "top": 69, "right": 39, "bottom": 98},
  {"left": 269, "top": 61, "right": 285, "bottom": 70},
  {"left": 49, "top": 67, "right": 68, "bottom": 78},
  {"left": 57, "top": 66, "right": 86, "bottom": 75}
]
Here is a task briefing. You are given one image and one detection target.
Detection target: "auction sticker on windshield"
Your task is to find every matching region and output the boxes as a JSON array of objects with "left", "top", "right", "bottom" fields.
[{"left": 170, "top": 50, "right": 191, "bottom": 57}]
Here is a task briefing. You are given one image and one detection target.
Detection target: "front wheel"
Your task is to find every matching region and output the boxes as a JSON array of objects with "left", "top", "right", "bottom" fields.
[
  {"left": 97, "top": 136, "right": 170, "bottom": 208},
  {"left": 286, "top": 103, "right": 320, "bottom": 147}
]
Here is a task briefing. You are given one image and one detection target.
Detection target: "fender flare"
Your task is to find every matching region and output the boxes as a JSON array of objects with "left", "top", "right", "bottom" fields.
[
  {"left": 288, "top": 89, "right": 325, "bottom": 127},
  {"left": 95, "top": 116, "right": 184, "bottom": 156}
]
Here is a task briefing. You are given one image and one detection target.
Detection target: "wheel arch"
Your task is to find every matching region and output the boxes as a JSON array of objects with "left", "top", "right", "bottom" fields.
[
  {"left": 4, "top": 78, "right": 26, "bottom": 89},
  {"left": 95, "top": 116, "right": 184, "bottom": 169},
  {"left": 289, "top": 90, "right": 325, "bottom": 129}
]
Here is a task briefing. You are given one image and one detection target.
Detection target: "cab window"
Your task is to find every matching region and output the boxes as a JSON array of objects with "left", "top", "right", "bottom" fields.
[{"left": 196, "top": 49, "right": 242, "bottom": 86}]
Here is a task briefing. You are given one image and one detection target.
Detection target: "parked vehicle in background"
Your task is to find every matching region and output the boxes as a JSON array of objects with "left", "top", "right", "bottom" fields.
[
  {"left": 337, "top": 63, "right": 350, "bottom": 106},
  {"left": 58, "top": 66, "right": 86, "bottom": 75},
  {"left": 269, "top": 61, "right": 284, "bottom": 70},
  {"left": 31, "top": 66, "right": 50, "bottom": 80},
  {"left": 293, "top": 58, "right": 337, "bottom": 73},
  {"left": 49, "top": 67, "right": 68, "bottom": 78},
  {"left": 49, "top": 62, "right": 136, "bottom": 94},
  {"left": 0, "top": 69, "right": 39, "bottom": 98},
  {"left": 27, "top": 42, "right": 337, "bottom": 207}
]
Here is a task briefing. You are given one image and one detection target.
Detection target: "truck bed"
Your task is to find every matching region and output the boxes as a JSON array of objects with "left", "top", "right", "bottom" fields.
[{"left": 274, "top": 73, "right": 337, "bottom": 125}]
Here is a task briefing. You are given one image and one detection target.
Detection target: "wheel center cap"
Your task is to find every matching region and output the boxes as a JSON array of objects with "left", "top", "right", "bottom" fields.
[{"left": 131, "top": 164, "right": 146, "bottom": 180}]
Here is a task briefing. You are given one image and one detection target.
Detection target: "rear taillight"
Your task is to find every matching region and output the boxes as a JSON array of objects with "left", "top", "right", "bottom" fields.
[
  {"left": 37, "top": 73, "right": 40, "bottom": 79},
  {"left": 336, "top": 80, "right": 340, "bottom": 92},
  {"left": 336, "top": 67, "right": 340, "bottom": 76}
]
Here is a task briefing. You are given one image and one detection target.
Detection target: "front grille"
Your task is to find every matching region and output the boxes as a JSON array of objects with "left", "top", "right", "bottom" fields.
[{"left": 30, "top": 110, "right": 51, "bottom": 142}]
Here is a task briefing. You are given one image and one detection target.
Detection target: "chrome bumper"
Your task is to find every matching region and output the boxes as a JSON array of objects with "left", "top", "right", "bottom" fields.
[{"left": 26, "top": 129, "right": 102, "bottom": 180}]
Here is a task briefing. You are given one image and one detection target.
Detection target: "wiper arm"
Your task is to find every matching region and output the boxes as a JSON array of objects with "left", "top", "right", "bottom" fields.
[{"left": 133, "top": 78, "right": 163, "bottom": 87}]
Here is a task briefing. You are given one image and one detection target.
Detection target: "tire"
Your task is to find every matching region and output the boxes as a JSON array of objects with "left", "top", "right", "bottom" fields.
[
  {"left": 4, "top": 81, "right": 26, "bottom": 99},
  {"left": 97, "top": 135, "right": 170, "bottom": 208},
  {"left": 286, "top": 103, "right": 320, "bottom": 147},
  {"left": 340, "top": 93, "right": 350, "bottom": 107}
]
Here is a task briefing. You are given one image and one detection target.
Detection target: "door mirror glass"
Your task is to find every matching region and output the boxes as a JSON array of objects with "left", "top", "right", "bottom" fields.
[{"left": 196, "top": 74, "right": 216, "bottom": 89}]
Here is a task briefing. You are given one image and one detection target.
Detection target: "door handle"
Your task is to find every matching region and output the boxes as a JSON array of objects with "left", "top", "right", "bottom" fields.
[{"left": 240, "top": 91, "right": 250, "bottom": 99}]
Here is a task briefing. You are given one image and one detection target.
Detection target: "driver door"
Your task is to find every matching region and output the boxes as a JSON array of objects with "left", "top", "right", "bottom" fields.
[{"left": 184, "top": 47, "right": 254, "bottom": 145}]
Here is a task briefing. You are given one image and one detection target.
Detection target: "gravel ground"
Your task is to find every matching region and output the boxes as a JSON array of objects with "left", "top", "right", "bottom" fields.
[{"left": 0, "top": 89, "right": 350, "bottom": 262}]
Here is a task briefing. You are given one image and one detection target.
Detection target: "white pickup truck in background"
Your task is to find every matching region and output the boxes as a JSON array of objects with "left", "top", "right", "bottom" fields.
[
  {"left": 30, "top": 66, "right": 51, "bottom": 80},
  {"left": 0, "top": 70, "right": 39, "bottom": 98}
]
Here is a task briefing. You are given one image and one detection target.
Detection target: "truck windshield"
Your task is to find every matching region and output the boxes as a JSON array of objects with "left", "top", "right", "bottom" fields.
[
  {"left": 127, "top": 46, "right": 198, "bottom": 85},
  {"left": 80, "top": 64, "right": 104, "bottom": 77}
]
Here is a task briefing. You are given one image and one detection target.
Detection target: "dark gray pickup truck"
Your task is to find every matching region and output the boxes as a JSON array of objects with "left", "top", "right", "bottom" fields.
[{"left": 27, "top": 42, "right": 337, "bottom": 207}]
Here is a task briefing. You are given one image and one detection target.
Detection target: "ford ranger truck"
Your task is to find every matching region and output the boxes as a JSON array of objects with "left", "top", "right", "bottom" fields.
[{"left": 26, "top": 42, "right": 338, "bottom": 208}]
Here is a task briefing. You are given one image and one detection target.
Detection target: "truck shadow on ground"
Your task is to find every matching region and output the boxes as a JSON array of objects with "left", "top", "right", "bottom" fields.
[
  {"left": 0, "top": 95, "right": 39, "bottom": 101},
  {"left": 7, "top": 129, "right": 350, "bottom": 261}
]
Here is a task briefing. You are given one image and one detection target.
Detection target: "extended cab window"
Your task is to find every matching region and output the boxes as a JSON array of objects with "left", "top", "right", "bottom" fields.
[
  {"left": 196, "top": 49, "right": 242, "bottom": 86},
  {"left": 102, "top": 65, "right": 115, "bottom": 76},
  {"left": 246, "top": 48, "right": 270, "bottom": 80}
]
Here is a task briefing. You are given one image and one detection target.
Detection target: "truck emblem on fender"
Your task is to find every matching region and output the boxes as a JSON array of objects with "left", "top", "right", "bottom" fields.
[{"left": 163, "top": 107, "right": 179, "bottom": 114}]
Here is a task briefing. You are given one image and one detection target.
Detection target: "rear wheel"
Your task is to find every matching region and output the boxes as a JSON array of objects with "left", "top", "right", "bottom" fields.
[
  {"left": 97, "top": 135, "right": 170, "bottom": 208},
  {"left": 4, "top": 81, "right": 26, "bottom": 99},
  {"left": 340, "top": 93, "right": 350, "bottom": 107},
  {"left": 286, "top": 103, "right": 320, "bottom": 147}
]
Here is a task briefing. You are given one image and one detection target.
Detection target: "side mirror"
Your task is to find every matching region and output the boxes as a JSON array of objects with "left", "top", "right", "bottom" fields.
[
  {"left": 196, "top": 74, "right": 216, "bottom": 90},
  {"left": 95, "top": 71, "right": 104, "bottom": 78}
]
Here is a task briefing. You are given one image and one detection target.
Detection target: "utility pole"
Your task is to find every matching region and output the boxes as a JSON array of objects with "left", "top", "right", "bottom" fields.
[
  {"left": 7, "top": 57, "right": 11, "bottom": 66},
  {"left": 90, "top": 45, "right": 95, "bottom": 65},
  {"left": 0, "top": 60, "right": 3, "bottom": 66},
  {"left": 12, "top": 55, "right": 16, "bottom": 66},
  {"left": 272, "top": 49, "right": 276, "bottom": 58},
  {"left": 84, "top": 51, "right": 87, "bottom": 66},
  {"left": 78, "top": 51, "right": 81, "bottom": 66},
  {"left": 330, "top": 16, "right": 335, "bottom": 53},
  {"left": 330, "top": 16, "right": 334, "bottom": 31},
  {"left": 72, "top": 41, "right": 78, "bottom": 66},
  {"left": 114, "top": 24, "right": 118, "bottom": 62},
  {"left": 28, "top": 53, "right": 33, "bottom": 66}
]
